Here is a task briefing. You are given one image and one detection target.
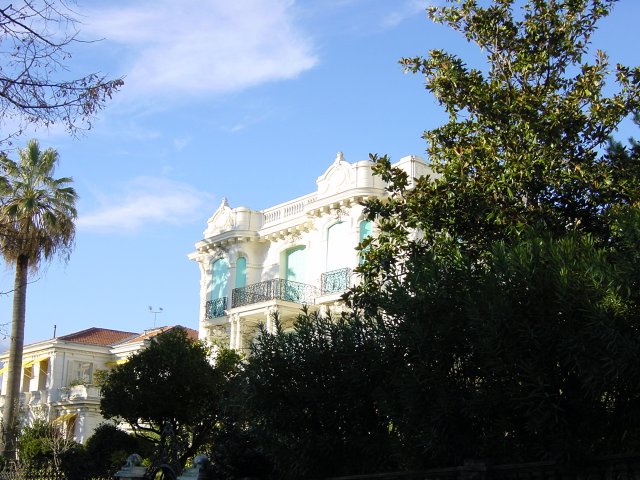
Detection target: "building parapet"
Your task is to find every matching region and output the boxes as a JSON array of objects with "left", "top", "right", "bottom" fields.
[{"left": 262, "top": 192, "right": 317, "bottom": 226}]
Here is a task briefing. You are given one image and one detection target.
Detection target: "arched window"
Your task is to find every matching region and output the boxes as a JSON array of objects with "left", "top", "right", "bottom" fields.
[
  {"left": 235, "top": 257, "right": 247, "bottom": 289},
  {"left": 283, "top": 246, "right": 306, "bottom": 302},
  {"left": 211, "top": 258, "right": 229, "bottom": 299},
  {"left": 359, "top": 220, "right": 373, "bottom": 263},
  {"left": 284, "top": 246, "right": 306, "bottom": 283},
  {"left": 359, "top": 220, "right": 373, "bottom": 243},
  {"left": 326, "top": 221, "right": 351, "bottom": 272}
]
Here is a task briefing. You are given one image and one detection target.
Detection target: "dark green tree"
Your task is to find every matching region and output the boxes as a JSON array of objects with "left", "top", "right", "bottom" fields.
[
  {"left": 350, "top": 0, "right": 640, "bottom": 466},
  {"left": 356, "top": 228, "right": 640, "bottom": 466},
  {"left": 100, "top": 328, "right": 241, "bottom": 468},
  {"left": 238, "top": 311, "right": 401, "bottom": 479},
  {"left": 604, "top": 113, "right": 640, "bottom": 202},
  {"left": 362, "top": 0, "right": 640, "bottom": 269}
]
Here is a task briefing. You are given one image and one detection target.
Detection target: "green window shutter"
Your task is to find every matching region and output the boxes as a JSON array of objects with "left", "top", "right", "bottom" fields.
[
  {"left": 211, "top": 258, "right": 229, "bottom": 299},
  {"left": 235, "top": 257, "right": 247, "bottom": 288},
  {"left": 285, "top": 246, "right": 306, "bottom": 283}
]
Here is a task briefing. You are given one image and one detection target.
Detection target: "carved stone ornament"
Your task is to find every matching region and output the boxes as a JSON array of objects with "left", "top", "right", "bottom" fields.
[
  {"left": 316, "top": 151, "right": 355, "bottom": 198},
  {"left": 208, "top": 248, "right": 224, "bottom": 262},
  {"left": 210, "top": 325, "right": 229, "bottom": 338},
  {"left": 204, "top": 197, "right": 235, "bottom": 237},
  {"left": 285, "top": 230, "right": 302, "bottom": 245}
]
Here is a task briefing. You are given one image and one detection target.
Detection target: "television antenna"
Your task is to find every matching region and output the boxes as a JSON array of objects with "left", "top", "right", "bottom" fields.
[{"left": 148, "top": 306, "right": 163, "bottom": 328}]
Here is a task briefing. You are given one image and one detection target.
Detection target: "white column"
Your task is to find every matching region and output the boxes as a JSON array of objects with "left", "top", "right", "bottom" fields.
[
  {"left": 266, "top": 306, "right": 279, "bottom": 334},
  {"left": 264, "top": 310, "right": 272, "bottom": 334},
  {"left": 235, "top": 317, "right": 242, "bottom": 350},
  {"left": 228, "top": 314, "right": 238, "bottom": 350}
]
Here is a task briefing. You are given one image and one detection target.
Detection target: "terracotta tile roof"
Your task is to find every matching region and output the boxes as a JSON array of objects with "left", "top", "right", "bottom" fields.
[
  {"left": 115, "top": 325, "right": 199, "bottom": 346},
  {"left": 57, "top": 327, "right": 137, "bottom": 346}
]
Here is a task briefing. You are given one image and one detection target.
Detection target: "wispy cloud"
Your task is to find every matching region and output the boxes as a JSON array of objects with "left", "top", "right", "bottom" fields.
[
  {"left": 78, "top": 177, "right": 214, "bottom": 233},
  {"left": 173, "top": 137, "right": 192, "bottom": 151},
  {"left": 83, "top": 0, "right": 318, "bottom": 103},
  {"left": 382, "top": 0, "right": 430, "bottom": 28},
  {"left": 222, "top": 112, "right": 270, "bottom": 133}
]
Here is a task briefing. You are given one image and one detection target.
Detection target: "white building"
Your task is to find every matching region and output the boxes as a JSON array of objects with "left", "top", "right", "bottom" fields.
[
  {"left": 190, "top": 152, "right": 432, "bottom": 352},
  {"left": 0, "top": 325, "right": 197, "bottom": 444}
]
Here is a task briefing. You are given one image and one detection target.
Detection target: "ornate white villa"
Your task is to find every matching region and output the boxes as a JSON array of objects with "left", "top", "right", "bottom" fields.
[
  {"left": 190, "top": 152, "right": 433, "bottom": 351},
  {"left": 0, "top": 325, "right": 197, "bottom": 443}
]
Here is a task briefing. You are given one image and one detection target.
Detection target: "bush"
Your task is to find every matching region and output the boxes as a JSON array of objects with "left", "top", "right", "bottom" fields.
[
  {"left": 17, "top": 420, "right": 55, "bottom": 466},
  {"left": 85, "top": 423, "right": 152, "bottom": 477},
  {"left": 17, "top": 419, "right": 90, "bottom": 477}
]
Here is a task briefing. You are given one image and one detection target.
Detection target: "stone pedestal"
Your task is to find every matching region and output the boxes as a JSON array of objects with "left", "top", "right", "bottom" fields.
[
  {"left": 178, "top": 454, "right": 210, "bottom": 480},
  {"left": 114, "top": 454, "right": 146, "bottom": 480}
]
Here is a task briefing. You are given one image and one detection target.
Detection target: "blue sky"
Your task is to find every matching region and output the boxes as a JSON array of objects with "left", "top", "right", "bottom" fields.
[{"left": 0, "top": 0, "right": 638, "bottom": 347}]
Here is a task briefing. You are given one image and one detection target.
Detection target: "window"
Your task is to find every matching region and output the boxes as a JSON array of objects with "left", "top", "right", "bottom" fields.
[
  {"left": 359, "top": 220, "right": 373, "bottom": 263},
  {"left": 70, "top": 361, "right": 93, "bottom": 385},
  {"left": 326, "top": 222, "right": 351, "bottom": 272},
  {"left": 235, "top": 257, "right": 247, "bottom": 289},
  {"left": 37, "top": 358, "right": 49, "bottom": 390},
  {"left": 359, "top": 220, "right": 373, "bottom": 242},
  {"left": 284, "top": 246, "right": 306, "bottom": 283},
  {"left": 283, "top": 246, "right": 306, "bottom": 302},
  {"left": 54, "top": 413, "right": 78, "bottom": 441},
  {"left": 21, "top": 363, "right": 34, "bottom": 392},
  {"left": 211, "top": 258, "right": 229, "bottom": 300}
]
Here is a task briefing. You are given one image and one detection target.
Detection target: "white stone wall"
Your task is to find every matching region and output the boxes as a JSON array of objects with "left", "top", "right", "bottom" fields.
[
  {"left": 191, "top": 153, "right": 432, "bottom": 350},
  {"left": 0, "top": 343, "right": 122, "bottom": 444}
]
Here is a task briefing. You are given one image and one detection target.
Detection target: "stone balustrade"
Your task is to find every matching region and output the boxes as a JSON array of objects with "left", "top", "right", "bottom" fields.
[{"left": 262, "top": 193, "right": 317, "bottom": 226}]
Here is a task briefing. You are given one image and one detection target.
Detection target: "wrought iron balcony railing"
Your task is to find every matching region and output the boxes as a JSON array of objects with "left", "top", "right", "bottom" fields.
[
  {"left": 232, "top": 279, "right": 318, "bottom": 308},
  {"left": 205, "top": 297, "right": 228, "bottom": 318},
  {"left": 320, "top": 267, "right": 352, "bottom": 295}
]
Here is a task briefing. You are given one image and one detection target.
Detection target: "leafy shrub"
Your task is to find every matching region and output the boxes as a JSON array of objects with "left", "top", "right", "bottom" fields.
[
  {"left": 17, "top": 420, "right": 55, "bottom": 466},
  {"left": 85, "top": 423, "right": 152, "bottom": 477}
]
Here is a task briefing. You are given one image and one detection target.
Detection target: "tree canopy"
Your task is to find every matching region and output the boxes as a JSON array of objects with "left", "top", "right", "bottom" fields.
[
  {"left": 362, "top": 0, "right": 640, "bottom": 266},
  {"left": 238, "top": 311, "right": 399, "bottom": 479},
  {"left": 100, "top": 328, "right": 241, "bottom": 468},
  {"left": 348, "top": 0, "right": 640, "bottom": 467}
]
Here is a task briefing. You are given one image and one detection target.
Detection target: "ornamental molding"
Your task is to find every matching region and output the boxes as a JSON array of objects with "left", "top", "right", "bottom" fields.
[
  {"left": 204, "top": 197, "right": 235, "bottom": 237},
  {"left": 316, "top": 151, "right": 356, "bottom": 199},
  {"left": 209, "top": 324, "right": 229, "bottom": 338}
]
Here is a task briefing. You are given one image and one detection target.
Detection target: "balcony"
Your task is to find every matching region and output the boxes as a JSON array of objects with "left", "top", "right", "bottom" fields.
[
  {"left": 205, "top": 297, "right": 228, "bottom": 318},
  {"left": 232, "top": 279, "right": 318, "bottom": 308},
  {"left": 0, "top": 391, "right": 48, "bottom": 409},
  {"left": 0, "top": 386, "right": 101, "bottom": 409},
  {"left": 320, "top": 268, "right": 352, "bottom": 295},
  {"left": 59, "top": 385, "right": 101, "bottom": 402}
]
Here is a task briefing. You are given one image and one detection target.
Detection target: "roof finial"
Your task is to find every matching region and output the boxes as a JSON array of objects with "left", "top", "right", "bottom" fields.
[{"left": 335, "top": 151, "right": 344, "bottom": 163}]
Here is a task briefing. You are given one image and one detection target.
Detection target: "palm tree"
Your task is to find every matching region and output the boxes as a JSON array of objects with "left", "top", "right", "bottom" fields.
[{"left": 0, "top": 139, "right": 77, "bottom": 458}]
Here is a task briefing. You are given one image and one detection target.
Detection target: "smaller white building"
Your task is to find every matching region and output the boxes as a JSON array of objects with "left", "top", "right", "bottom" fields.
[
  {"left": 0, "top": 325, "right": 197, "bottom": 444},
  {"left": 190, "top": 152, "right": 434, "bottom": 352}
]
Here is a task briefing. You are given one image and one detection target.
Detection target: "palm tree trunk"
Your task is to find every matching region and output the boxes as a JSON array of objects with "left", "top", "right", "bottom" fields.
[{"left": 1, "top": 254, "right": 29, "bottom": 459}]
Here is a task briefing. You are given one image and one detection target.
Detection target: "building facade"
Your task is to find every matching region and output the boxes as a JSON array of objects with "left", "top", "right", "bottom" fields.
[
  {"left": 0, "top": 325, "right": 197, "bottom": 444},
  {"left": 190, "top": 152, "right": 432, "bottom": 352}
]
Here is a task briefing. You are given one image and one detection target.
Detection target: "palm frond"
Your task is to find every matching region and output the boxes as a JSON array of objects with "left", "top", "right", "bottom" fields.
[{"left": 0, "top": 139, "right": 77, "bottom": 267}]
